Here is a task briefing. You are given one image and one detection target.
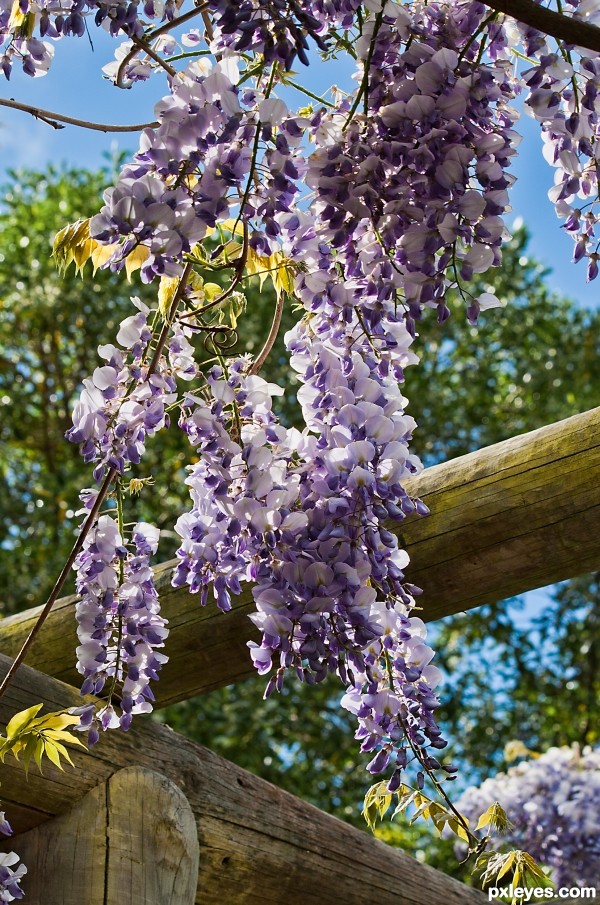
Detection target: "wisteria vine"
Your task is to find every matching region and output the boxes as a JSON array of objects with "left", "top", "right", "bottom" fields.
[{"left": 1, "top": 0, "right": 600, "bottom": 896}]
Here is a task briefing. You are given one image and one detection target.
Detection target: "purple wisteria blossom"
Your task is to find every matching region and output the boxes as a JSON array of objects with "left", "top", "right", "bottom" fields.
[
  {"left": 456, "top": 745, "right": 600, "bottom": 888},
  {"left": 66, "top": 297, "right": 177, "bottom": 483},
  {"left": 73, "top": 515, "right": 168, "bottom": 740},
  {"left": 0, "top": 851, "right": 26, "bottom": 903},
  {"left": 89, "top": 58, "right": 254, "bottom": 282},
  {"left": 208, "top": 0, "right": 361, "bottom": 69}
]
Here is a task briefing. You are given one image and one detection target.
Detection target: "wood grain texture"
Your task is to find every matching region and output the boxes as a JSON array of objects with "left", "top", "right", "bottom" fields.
[
  {"left": 0, "top": 657, "right": 486, "bottom": 904},
  {"left": 1, "top": 408, "right": 599, "bottom": 706},
  {"left": 0, "top": 766, "right": 198, "bottom": 904}
]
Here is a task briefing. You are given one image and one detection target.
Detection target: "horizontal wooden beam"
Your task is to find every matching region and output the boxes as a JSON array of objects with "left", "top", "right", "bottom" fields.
[
  {"left": 1, "top": 407, "right": 599, "bottom": 707},
  {"left": 0, "top": 657, "right": 485, "bottom": 904}
]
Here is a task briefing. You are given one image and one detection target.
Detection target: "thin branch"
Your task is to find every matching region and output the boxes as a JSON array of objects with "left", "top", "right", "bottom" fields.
[
  {"left": 0, "top": 97, "right": 157, "bottom": 132},
  {"left": 482, "top": 0, "right": 600, "bottom": 52},
  {"left": 201, "top": 7, "right": 214, "bottom": 42},
  {"left": 249, "top": 290, "right": 285, "bottom": 376},
  {"left": 0, "top": 468, "right": 116, "bottom": 700},
  {"left": 131, "top": 35, "right": 177, "bottom": 77},
  {"left": 116, "top": 1, "right": 209, "bottom": 88}
]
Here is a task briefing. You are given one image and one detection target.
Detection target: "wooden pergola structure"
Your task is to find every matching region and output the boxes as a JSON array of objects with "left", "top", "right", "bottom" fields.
[{"left": 1, "top": 406, "right": 598, "bottom": 903}]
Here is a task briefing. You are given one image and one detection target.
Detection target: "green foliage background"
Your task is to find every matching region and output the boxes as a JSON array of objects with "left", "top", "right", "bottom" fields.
[{"left": 1, "top": 167, "right": 599, "bottom": 880}]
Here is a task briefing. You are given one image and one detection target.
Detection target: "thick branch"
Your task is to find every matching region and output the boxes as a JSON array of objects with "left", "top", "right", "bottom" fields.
[
  {"left": 0, "top": 97, "right": 157, "bottom": 132},
  {"left": 483, "top": 0, "right": 600, "bottom": 52}
]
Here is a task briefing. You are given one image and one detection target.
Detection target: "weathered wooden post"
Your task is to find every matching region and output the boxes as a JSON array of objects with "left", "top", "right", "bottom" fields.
[{"left": 0, "top": 766, "right": 198, "bottom": 904}]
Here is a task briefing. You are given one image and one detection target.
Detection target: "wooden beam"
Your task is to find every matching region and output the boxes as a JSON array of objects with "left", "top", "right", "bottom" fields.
[
  {"left": 0, "top": 766, "right": 199, "bottom": 904},
  {"left": 1, "top": 407, "right": 599, "bottom": 707},
  {"left": 0, "top": 657, "right": 486, "bottom": 904}
]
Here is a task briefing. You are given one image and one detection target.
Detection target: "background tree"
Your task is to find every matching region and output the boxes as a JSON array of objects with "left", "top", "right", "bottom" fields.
[{"left": 1, "top": 167, "right": 599, "bottom": 880}]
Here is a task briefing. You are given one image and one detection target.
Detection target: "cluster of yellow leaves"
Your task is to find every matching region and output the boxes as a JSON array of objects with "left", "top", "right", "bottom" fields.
[
  {"left": 476, "top": 850, "right": 554, "bottom": 902},
  {"left": 53, "top": 218, "right": 149, "bottom": 280},
  {"left": 362, "top": 780, "right": 470, "bottom": 842},
  {"left": 0, "top": 703, "right": 85, "bottom": 774},
  {"left": 53, "top": 217, "right": 297, "bottom": 304}
]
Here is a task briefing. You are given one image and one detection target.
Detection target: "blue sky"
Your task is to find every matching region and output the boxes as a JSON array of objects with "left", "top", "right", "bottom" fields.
[{"left": 0, "top": 31, "right": 599, "bottom": 308}]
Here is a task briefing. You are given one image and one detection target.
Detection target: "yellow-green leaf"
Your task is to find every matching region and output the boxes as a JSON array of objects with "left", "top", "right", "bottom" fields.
[
  {"left": 362, "top": 781, "right": 392, "bottom": 831},
  {"left": 42, "top": 740, "right": 66, "bottom": 770},
  {"left": 21, "top": 733, "right": 40, "bottom": 775},
  {"left": 496, "top": 851, "right": 516, "bottom": 882},
  {"left": 158, "top": 274, "right": 180, "bottom": 317},
  {"left": 35, "top": 712, "right": 81, "bottom": 732},
  {"left": 5, "top": 703, "right": 43, "bottom": 739},
  {"left": 475, "top": 801, "right": 513, "bottom": 834},
  {"left": 91, "top": 242, "right": 118, "bottom": 274},
  {"left": 44, "top": 728, "right": 85, "bottom": 745},
  {"left": 124, "top": 244, "right": 150, "bottom": 281},
  {"left": 34, "top": 737, "right": 45, "bottom": 773},
  {"left": 448, "top": 816, "right": 470, "bottom": 843}
]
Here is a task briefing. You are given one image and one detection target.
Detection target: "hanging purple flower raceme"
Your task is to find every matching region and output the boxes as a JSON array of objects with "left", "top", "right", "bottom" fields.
[
  {"left": 73, "top": 514, "right": 167, "bottom": 741},
  {"left": 66, "top": 297, "right": 177, "bottom": 483},
  {"left": 284, "top": 0, "right": 519, "bottom": 330},
  {"left": 238, "top": 0, "right": 519, "bottom": 776},
  {"left": 207, "top": 0, "right": 361, "bottom": 69},
  {"left": 89, "top": 59, "right": 256, "bottom": 282},
  {"left": 173, "top": 358, "right": 302, "bottom": 615},
  {"left": 515, "top": 1, "right": 600, "bottom": 281}
]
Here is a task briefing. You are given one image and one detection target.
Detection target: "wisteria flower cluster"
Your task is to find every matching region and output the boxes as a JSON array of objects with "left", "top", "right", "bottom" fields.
[
  {"left": 0, "top": 811, "right": 26, "bottom": 902},
  {"left": 73, "top": 515, "right": 168, "bottom": 742},
  {"left": 456, "top": 745, "right": 600, "bottom": 888},
  {"left": 0, "top": 0, "right": 173, "bottom": 78},
  {"left": 3, "top": 0, "right": 600, "bottom": 892}
]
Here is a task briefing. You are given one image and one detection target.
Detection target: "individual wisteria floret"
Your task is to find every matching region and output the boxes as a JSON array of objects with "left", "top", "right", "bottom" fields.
[
  {"left": 456, "top": 745, "right": 600, "bottom": 888},
  {"left": 73, "top": 514, "right": 168, "bottom": 741},
  {"left": 66, "top": 297, "right": 177, "bottom": 482}
]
